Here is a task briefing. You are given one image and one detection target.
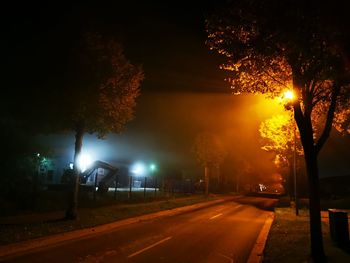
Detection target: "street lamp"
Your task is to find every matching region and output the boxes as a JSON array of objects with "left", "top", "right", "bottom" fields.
[
  {"left": 77, "top": 153, "right": 93, "bottom": 173},
  {"left": 130, "top": 162, "right": 146, "bottom": 199},
  {"left": 283, "top": 90, "right": 299, "bottom": 216},
  {"left": 149, "top": 163, "right": 157, "bottom": 196}
]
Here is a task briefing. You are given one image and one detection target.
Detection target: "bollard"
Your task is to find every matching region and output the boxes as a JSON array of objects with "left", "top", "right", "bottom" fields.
[{"left": 328, "top": 209, "right": 349, "bottom": 249}]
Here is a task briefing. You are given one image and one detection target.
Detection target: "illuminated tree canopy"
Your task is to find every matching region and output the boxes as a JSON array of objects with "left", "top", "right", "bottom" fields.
[
  {"left": 259, "top": 114, "right": 304, "bottom": 196},
  {"left": 206, "top": 2, "right": 350, "bottom": 144},
  {"left": 260, "top": 115, "right": 296, "bottom": 154},
  {"left": 206, "top": 1, "right": 350, "bottom": 261}
]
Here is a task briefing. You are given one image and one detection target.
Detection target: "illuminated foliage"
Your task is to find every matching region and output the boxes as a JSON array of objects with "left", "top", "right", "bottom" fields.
[
  {"left": 259, "top": 114, "right": 303, "bottom": 164},
  {"left": 260, "top": 115, "right": 295, "bottom": 154},
  {"left": 206, "top": 1, "right": 350, "bottom": 260},
  {"left": 334, "top": 107, "right": 350, "bottom": 134}
]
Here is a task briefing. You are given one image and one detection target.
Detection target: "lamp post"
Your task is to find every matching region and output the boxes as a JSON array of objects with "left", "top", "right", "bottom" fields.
[
  {"left": 130, "top": 162, "right": 146, "bottom": 200},
  {"left": 149, "top": 163, "right": 157, "bottom": 196},
  {"left": 293, "top": 120, "right": 299, "bottom": 216},
  {"left": 114, "top": 173, "right": 118, "bottom": 200},
  {"left": 284, "top": 90, "right": 299, "bottom": 216},
  {"left": 143, "top": 176, "right": 147, "bottom": 199},
  {"left": 128, "top": 174, "right": 132, "bottom": 200}
]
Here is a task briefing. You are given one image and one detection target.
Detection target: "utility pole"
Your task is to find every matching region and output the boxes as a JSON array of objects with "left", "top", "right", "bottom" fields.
[
  {"left": 144, "top": 176, "right": 147, "bottom": 199},
  {"left": 128, "top": 175, "right": 132, "bottom": 200},
  {"left": 293, "top": 121, "right": 299, "bottom": 216},
  {"left": 114, "top": 173, "right": 118, "bottom": 200}
]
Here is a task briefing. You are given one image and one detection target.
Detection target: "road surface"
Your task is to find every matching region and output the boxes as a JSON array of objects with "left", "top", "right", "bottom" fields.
[{"left": 4, "top": 196, "right": 277, "bottom": 263}]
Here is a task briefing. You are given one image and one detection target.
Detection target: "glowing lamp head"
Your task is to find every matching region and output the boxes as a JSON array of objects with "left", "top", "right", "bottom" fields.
[
  {"left": 77, "top": 153, "right": 93, "bottom": 172},
  {"left": 284, "top": 90, "right": 294, "bottom": 100},
  {"left": 150, "top": 163, "right": 156, "bottom": 172},
  {"left": 131, "top": 162, "right": 146, "bottom": 176}
]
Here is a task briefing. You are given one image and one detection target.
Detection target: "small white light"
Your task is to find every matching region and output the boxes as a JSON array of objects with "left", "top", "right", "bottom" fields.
[
  {"left": 78, "top": 154, "right": 93, "bottom": 172},
  {"left": 131, "top": 162, "right": 146, "bottom": 176}
]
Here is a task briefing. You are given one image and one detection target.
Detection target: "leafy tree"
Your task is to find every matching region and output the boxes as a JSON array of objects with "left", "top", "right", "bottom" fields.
[
  {"left": 259, "top": 114, "right": 303, "bottom": 197},
  {"left": 49, "top": 33, "right": 144, "bottom": 219},
  {"left": 206, "top": 1, "right": 350, "bottom": 261},
  {"left": 192, "top": 132, "right": 226, "bottom": 196}
]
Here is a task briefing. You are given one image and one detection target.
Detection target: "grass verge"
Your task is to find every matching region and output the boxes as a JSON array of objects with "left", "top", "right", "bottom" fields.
[{"left": 263, "top": 207, "right": 350, "bottom": 263}]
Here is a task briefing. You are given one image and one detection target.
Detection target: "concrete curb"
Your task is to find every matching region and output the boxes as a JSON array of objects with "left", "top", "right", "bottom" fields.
[
  {"left": 247, "top": 212, "right": 275, "bottom": 263},
  {"left": 0, "top": 197, "right": 235, "bottom": 259}
]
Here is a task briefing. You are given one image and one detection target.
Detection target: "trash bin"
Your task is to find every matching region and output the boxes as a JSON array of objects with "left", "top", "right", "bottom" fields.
[{"left": 328, "top": 209, "right": 349, "bottom": 248}]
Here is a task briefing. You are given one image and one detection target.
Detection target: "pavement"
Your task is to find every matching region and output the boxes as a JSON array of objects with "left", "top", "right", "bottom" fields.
[{"left": 0, "top": 195, "right": 275, "bottom": 262}]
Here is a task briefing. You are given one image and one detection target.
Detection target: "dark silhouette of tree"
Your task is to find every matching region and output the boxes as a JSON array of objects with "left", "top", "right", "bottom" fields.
[
  {"left": 47, "top": 33, "right": 144, "bottom": 219},
  {"left": 193, "top": 132, "right": 226, "bottom": 196},
  {"left": 206, "top": 1, "right": 350, "bottom": 261}
]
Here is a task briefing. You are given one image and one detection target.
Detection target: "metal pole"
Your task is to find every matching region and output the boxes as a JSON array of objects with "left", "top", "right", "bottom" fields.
[
  {"left": 114, "top": 173, "right": 118, "bottom": 200},
  {"left": 144, "top": 176, "right": 147, "bottom": 199},
  {"left": 128, "top": 175, "right": 132, "bottom": 200},
  {"left": 154, "top": 177, "right": 157, "bottom": 197},
  {"left": 294, "top": 121, "right": 299, "bottom": 216},
  {"left": 93, "top": 172, "right": 98, "bottom": 201}
]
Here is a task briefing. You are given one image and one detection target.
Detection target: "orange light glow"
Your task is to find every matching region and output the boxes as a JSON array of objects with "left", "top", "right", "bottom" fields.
[{"left": 283, "top": 90, "right": 294, "bottom": 100}]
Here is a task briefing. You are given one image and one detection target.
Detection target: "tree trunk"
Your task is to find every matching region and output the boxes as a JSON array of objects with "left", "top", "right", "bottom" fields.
[
  {"left": 65, "top": 125, "right": 84, "bottom": 220},
  {"left": 304, "top": 150, "right": 326, "bottom": 262},
  {"left": 292, "top": 71, "right": 327, "bottom": 262},
  {"left": 204, "top": 166, "right": 209, "bottom": 196}
]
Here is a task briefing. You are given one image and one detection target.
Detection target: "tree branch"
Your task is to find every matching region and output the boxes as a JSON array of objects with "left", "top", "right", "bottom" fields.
[
  {"left": 315, "top": 83, "right": 340, "bottom": 154},
  {"left": 262, "top": 69, "right": 290, "bottom": 89}
]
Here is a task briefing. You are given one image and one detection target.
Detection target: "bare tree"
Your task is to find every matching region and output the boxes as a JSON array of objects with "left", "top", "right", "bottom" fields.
[{"left": 193, "top": 132, "right": 226, "bottom": 196}]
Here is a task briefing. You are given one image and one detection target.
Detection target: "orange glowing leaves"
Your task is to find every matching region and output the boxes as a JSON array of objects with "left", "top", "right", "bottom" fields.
[{"left": 259, "top": 114, "right": 303, "bottom": 160}]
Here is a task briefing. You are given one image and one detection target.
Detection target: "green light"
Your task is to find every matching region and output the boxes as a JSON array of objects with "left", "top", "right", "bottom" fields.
[{"left": 150, "top": 164, "right": 156, "bottom": 171}]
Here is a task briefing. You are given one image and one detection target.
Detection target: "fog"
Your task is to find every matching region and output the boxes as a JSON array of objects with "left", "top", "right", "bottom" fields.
[
  {"left": 38, "top": 92, "right": 284, "bottom": 181},
  {"left": 39, "top": 91, "right": 350, "bottom": 183}
]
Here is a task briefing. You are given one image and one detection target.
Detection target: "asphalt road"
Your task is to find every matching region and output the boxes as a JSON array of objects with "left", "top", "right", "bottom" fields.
[{"left": 4, "top": 196, "right": 277, "bottom": 263}]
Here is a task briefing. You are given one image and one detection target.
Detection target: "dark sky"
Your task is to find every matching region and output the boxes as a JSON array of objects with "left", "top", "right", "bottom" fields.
[
  {"left": 3, "top": 1, "right": 350, "bottom": 180},
  {"left": 3, "top": 1, "right": 227, "bottom": 91}
]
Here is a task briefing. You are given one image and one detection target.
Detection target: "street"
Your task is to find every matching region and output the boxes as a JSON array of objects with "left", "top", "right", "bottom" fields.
[{"left": 3, "top": 196, "right": 277, "bottom": 263}]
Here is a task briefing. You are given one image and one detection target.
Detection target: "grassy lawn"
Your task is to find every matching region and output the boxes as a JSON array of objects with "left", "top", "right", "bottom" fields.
[
  {"left": 263, "top": 207, "right": 350, "bottom": 263},
  {"left": 0, "top": 193, "right": 218, "bottom": 245}
]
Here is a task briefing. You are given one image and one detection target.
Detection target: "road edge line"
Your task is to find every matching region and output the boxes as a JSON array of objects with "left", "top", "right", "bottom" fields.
[
  {"left": 247, "top": 211, "right": 275, "bottom": 263},
  {"left": 127, "top": 236, "right": 172, "bottom": 258}
]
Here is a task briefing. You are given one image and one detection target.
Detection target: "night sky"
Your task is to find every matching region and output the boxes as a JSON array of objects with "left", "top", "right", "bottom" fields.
[{"left": 3, "top": 1, "right": 350, "bottom": 180}]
